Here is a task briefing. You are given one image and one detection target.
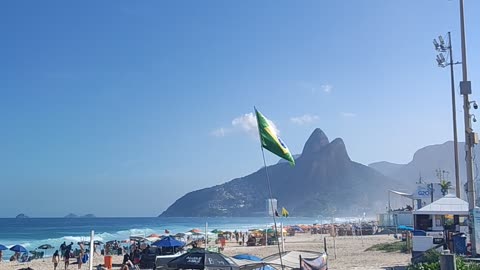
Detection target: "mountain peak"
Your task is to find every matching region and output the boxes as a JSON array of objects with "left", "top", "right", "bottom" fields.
[{"left": 302, "top": 128, "right": 329, "bottom": 155}]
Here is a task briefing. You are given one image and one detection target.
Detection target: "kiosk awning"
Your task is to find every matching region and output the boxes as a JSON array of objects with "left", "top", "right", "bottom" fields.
[{"left": 413, "top": 194, "right": 468, "bottom": 215}]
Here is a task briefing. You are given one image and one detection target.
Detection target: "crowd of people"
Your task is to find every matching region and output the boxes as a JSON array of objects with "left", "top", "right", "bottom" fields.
[{"left": 53, "top": 241, "right": 88, "bottom": 270}]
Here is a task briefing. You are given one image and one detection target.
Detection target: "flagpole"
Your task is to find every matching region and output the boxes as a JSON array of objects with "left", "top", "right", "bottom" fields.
[
  {"left": 89, "top": 230, "right": 94, "bottom": 270},
  {"left": 261, "top": 147, "right": 285, "bottom": 270}
]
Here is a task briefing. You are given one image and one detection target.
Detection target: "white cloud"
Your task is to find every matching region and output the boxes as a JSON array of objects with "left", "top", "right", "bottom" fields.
[
  {"left": 321, "top": 84, "right": 333, "bottom": 93},
  {"left": 298, "top": 81, "right": 317, "bottom": 94},
  {"left": 210, "top": 127, "right": 230, "bottom": 137},
  {"left": 341, "top": 112, "right": 357, "bottom": 118},
  {"left": 298, "top": 82, "right": 333, "bottom": 94},
  {"left": 231, "top": 113, "right": 258, "bottom": 136},
  {"left": 290, "top": 114, "right": 320, "bottom": 125},
  {"left": 211, "top": 112, "right": 280, "bottom": 138}
]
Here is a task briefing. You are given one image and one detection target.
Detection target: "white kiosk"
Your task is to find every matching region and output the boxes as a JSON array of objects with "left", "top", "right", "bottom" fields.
[{"left": 412, "top": 194, "right": 469, "bottom": 258}]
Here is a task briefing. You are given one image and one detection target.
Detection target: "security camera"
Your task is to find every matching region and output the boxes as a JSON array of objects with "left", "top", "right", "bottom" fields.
[{"left": 474, "top": 102, "right": 478, "bottom": 110}]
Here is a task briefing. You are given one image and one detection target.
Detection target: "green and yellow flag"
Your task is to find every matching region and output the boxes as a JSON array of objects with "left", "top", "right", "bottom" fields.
[
  {"left": 282, "top": 207, "right": 289, "bottom": 217},
  {"left": 255, "top": 108, "right": 295, "bottom": 166}
]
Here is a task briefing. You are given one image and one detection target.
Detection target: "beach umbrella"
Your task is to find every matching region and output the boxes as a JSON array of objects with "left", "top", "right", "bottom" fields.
[
  {"left": 37, "top": 244, "right": 54, "bottom": 250},
  {"left": 210, "top": 229, "right": 223, "bottom": 234},
  {"left": 398, "top": 225, "right": 414, "bottom": 231},
  {"left": 82, "top": 240, "right": 104, "bottom": 246},
  {"left": 167, "top": 250, "right": 239, "bottom": 270},
  {"left": 232, "top": 254, "right": 262, "bottom": 261},
  {"left": 0, "top": 244, "right": 7, "bottom": 251},
  {"left": 10, "top": 245, "right": 27, "bottom": 253},
  {"left": 291, "top": 225, "right": 304, "bottom": 233},
  {"left": 152, "top": 236, "right": 185, "bottom": 248},
  {"left": 148, "top": 233, "right": 160, "bottom": 238}
]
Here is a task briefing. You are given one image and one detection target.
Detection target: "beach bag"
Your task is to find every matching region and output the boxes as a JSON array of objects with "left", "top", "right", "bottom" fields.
[{"left": 82, "top": 254, "right": 89, "bottom": 264}]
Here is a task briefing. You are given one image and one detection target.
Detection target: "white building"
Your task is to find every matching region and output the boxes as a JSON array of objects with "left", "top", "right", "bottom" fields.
[{"left": 266, "top": 198, "right": 278, "bottom": 216}]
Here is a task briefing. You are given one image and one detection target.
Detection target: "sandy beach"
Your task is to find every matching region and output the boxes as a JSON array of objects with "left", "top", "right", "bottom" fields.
[{"left": 0, "top": 233, "right": 410, "bottom": 270}]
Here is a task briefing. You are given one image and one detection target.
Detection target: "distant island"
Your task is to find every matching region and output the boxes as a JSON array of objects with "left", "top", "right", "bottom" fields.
[
  {"left": 64, "top": 213, "right": 96, "bottom": 218},
  {"left": 15, "top": 213, "right": 29, "bottom": 219}
]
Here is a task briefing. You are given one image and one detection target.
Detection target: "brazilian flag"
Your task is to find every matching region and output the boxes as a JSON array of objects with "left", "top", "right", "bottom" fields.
[
  {"left": 255, "top": 108, "right": 295, "bottom": 166},
  {"left": 282, "top": 207, "right": 289, "bottom": 217}
]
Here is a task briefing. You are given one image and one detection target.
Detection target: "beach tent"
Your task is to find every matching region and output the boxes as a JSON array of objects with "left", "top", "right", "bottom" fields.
[
  {"left": 263, "top": 250, "right": 326, "bottom": 269},
  {"left": 167, "top": 249, "right": 239, "bottom": 270},
  {"left": 413, "top": 194, "right": 468, "bottom": 215},
  {"left": 152, "top": 236, "right": 185, "bottom": 248},
  {"left": 0, "top": 244, "right": 7, "bottom": 251},
  {"left": 231, "top": 258, "right": 277, "bottom": 270},
  {"left": 232, "top": 254, "right": 277, "bottom": 270}
]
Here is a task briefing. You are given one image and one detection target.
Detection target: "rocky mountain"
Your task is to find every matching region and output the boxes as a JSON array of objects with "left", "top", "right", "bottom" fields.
[
  {"left": 368, "top": 141, "right": 480, "bottom": 192},
  {"left": 64, "top": 213, "right": 78, "bottom": 218},
  {"left": 160, "top": 128, "right": 402, "bottom": 217},
  {"left": 368, "top": 161, "right": 403, "bottom": 177},
  {"left": 15, "top": 213, "right": 29, "bottom": 219}
]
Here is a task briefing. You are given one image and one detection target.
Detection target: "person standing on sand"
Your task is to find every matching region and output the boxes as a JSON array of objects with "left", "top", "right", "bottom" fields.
[
  {"left": 52, "top": 250, "right": 60, "bottom": 270},
  {"left": 64, "top": 248, "right": 70, "bottom": 270},
  {"left": 60, "top": 242, "right": 66, "bottom": 259},
  {"left": 77, "top": 249, "right": 84, "bottom": 269},
  {"left": 0, "top": 249, "right": 3, "bottom": 262}
]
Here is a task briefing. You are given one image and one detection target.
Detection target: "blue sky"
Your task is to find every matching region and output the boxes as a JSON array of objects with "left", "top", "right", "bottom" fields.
[{"left": 1, "top": 1, "right": 479, "bottom": 217}]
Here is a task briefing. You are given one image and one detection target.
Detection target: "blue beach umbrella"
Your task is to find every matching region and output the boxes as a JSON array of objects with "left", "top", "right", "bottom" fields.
[
  {"left": 232, "top": 254, "right": 262, "bottom": 261},
  {"left": 0, "top": 244, "right": 7, "bottom": 251},
  {"left": 10, "top": 245, "right": 27, "bottom": 253}
]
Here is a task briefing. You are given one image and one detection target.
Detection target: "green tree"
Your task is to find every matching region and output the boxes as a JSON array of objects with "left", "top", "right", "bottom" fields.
[{"left": 439, "top": 180, "right": 452, "bottom": 196}]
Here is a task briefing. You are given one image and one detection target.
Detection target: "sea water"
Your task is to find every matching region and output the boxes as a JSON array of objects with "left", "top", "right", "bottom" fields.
[{"left": 0, "top": 216, "right": 335, "bottom": 258}]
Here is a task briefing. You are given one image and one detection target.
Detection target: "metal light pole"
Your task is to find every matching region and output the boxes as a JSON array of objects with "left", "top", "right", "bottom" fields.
[
  {"left": 458, "top": 0, "right": 477, "bottom": 257},
  {"left": 434, "top": 32, "right": 461, "bottom": 198}
]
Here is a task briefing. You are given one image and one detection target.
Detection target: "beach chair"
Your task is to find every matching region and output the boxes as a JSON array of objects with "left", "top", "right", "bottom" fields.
[{"left": 20, "top": 253, "right": 30, "bottom": 262}]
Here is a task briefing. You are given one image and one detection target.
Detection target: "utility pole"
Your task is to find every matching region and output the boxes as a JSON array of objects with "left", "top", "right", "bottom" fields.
[
  {"left": 435, "top": 32, "right": 461, "bottom": 198},
  {"left": 458, "top": 0, "right": 477, "bottom": 257},
  {"left": 447, "top": 32, "right": 461, "bottom": 199}
]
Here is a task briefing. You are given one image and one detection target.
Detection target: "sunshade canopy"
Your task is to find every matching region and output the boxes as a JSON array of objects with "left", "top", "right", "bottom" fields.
[{"left": 152, "top": 236, "right": 185, "bottom": 248}]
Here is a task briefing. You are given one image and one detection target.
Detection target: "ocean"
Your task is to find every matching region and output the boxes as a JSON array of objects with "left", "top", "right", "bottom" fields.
[{"left": 0, "top": 217, "right": 330, "bottom": 258}]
